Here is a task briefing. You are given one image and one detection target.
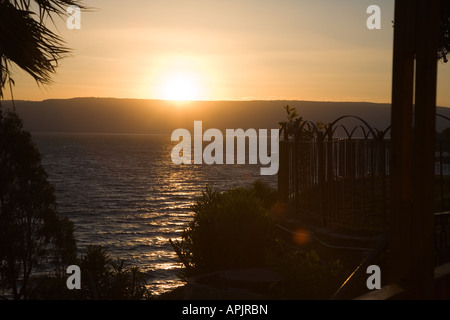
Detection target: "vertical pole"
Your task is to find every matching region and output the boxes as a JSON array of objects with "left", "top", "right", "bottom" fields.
[
  {"left": 380, "top": 138, "right": 387, "bottom": 223},
  {"left": 411, "top": 0, "right": 440, "bottom": 298},
  {"left": 389, "top": 0, "right": 416, "bottom": 291},
  {"left": 278, "top": 140, "right": 289, "bottom": 203},
  {"left": 440, "top": 141, "right": 444, "bottom": 211},
  {"left": 317, "top": 133, "right": 326, "bottom": 225},
  {"left": 390, "top": 0, "right": 440, "bottom": 298},
  {"left": 327, "top": 127, "right": 335, "bottom": 219}
]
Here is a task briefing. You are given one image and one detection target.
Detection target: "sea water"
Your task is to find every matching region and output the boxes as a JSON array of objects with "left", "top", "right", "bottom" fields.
[{"left": 32, "top": 133, "right": 277, "bottom": 295}]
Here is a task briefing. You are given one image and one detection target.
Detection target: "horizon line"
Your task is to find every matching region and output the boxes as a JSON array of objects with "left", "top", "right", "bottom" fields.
[
  {"left": 3, "top": 97, "right": 450, "bottom": 109},
  {"left": 2, "top": 96, "right": 394, "bottom": 104}
]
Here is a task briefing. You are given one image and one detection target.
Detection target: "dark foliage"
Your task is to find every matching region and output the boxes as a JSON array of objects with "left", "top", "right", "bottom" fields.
[
  {"left": 171, "top": 181, "right": 277, "bottom": 278},
  {"left": 170, "top": 181, "right": 344, "bottom": 299},
  {"left": 26, "top": 245, "right": 151, "bottom": 300},
  {"left": 0, "top": 108, "right": 77, "bottom": 299},
  {"left": 265, "top": 242, "right": 343, "bottom": 299},
  {"left": 439, "top": 0, "right": 450, "bottom": 63},
  {"left": 0, "top": 0, "right": 87, "bottom": 97}
]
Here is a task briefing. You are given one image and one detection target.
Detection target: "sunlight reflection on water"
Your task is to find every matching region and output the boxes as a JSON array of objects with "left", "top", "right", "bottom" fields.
[{"left": 32, "top": 133, "right": 277, "bottom": 295}]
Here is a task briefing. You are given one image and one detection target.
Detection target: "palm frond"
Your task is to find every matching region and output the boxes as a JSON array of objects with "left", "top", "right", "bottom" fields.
[
  {"left": 0, "top": 1, "right": 73, "bottom": 96},
  {"left": 13, "top": 0, "right": 87, "bottom": 21}
]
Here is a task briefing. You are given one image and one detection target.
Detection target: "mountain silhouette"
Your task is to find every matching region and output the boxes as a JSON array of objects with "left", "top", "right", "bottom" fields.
[{"left": 4, "top": 97, "right": 450, "bottom": 134}]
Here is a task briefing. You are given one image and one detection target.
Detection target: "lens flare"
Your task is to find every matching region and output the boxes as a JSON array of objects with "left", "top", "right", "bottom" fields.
[{"left": 292, "top": 228, "right": 311, "bottom": 246}]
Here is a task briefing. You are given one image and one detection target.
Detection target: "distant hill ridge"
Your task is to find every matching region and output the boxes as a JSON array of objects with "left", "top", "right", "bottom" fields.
[{"left": 2, "top": 97, "right": 450, "bottom": 134}]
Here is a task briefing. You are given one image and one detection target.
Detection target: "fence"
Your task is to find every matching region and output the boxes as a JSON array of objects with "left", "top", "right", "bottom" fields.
[
  {"left": 278, "top": 115, "right": 450, "bottom": 263},
  {"left": 278, "top": 115, "right": 391, "bottom": 231}
]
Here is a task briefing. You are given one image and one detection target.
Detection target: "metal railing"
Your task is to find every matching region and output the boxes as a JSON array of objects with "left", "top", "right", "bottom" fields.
[
  {"left": 279, "top": 138, "right": 390, "bottom": 230},
  {"left": 278, "top": 115, "right": 391, "bottom": 230},
  {"left": 277, "top": 114, "right": 450, "bottom": 299},
  {"left": 435, "top": 211, "right": 450, "bottom": 266},
  {"left": 279, "top": 115, "right": 450, "bottom": 232}
]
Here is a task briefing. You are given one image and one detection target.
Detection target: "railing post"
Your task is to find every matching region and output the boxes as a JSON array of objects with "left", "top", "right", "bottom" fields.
[
  {"left": 317, "top": 133, "right": 326, "bottom": 225},
  {"left": 326, "top": 126, "right": 334, "bottom": 219},
  {"left": 378, "top": 137, "right": 387, "bottom": 223},
  {"left": 439, "top": 141, "right": 444, "bottom": 212},
  {"left": 278, "top": 140, "right": 290, "bottom": 203}
]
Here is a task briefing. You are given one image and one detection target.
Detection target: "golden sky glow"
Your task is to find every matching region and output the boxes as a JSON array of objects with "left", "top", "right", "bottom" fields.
[{"left": 3, "top": 0, "right": 450, "bottom": 106}]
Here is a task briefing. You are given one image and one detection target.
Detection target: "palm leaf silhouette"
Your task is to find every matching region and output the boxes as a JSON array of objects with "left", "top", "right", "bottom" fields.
[{"left": 0, "top": 0, "right": 87, "bottom": 97}]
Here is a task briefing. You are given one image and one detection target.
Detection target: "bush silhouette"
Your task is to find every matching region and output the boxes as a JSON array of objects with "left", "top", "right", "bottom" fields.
[
  {"left": 171, "top": 181, "right": 277, "bottom": 278},
  {"left": 170, "top": 180, "right": 345, "bottom": 299},
  {"left": 78, "top": 245, "right": 150, "bottom": 300},
  {"left": 26, "top": 245, "right": 151, "bottom": 300}
]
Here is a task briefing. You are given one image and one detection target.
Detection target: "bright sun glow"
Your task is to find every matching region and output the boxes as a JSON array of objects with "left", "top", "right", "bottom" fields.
[{"left": 161, "top": 74, "right": 200, "bottom": 101}]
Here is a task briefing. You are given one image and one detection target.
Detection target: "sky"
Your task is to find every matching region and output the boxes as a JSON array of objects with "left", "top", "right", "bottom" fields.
[{"left": 4, "top": 0, "right": 450, "bottom": 106}]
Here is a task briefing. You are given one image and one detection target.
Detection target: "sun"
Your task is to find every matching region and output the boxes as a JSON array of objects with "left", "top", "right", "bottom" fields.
[{"left": 161, "top": 73, "right": 200, "bottom": 101}]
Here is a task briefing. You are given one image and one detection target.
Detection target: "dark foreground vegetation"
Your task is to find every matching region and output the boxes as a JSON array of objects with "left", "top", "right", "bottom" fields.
[
  {"left": 170, "top": 181, "right": 345, "bottom": 299},
  {"left": 26, "top": 245, "right": 150, "bottom": 300},
  {"left": 0, "top": 109, "right": 150, "bottom": 300}
]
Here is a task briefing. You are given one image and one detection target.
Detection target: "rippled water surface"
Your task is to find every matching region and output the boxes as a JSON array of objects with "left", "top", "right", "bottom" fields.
[{"left": 32, "top": 133, "right": 277, "bottom": 295}]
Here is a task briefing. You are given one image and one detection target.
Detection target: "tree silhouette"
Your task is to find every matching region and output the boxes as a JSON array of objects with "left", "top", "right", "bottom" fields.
[
  {"left": 0, "top": 109, "right": 77, "bottom": 299},
  {"left": 0, "top": 0, "right": 85, "bottom": 299},
  {"left": 439, "top": 0, "right": 450, "bottom": 62}
]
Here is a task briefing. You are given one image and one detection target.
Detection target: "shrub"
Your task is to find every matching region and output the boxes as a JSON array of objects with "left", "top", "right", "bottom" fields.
[
  {"left": 171, "top": 182, "right": 277, "bottom": 278},
  {"left": 26, "top": 245, "right": 151, "bottom": 300},
  {"left": 78, "top": 245, "right": 150, "bottom": 299},
  {"left": 170, "top": 180, "right": 345, "bottom": 299},
  {"left": 266, "top": 241, "right": 343, "bottom": 299}
]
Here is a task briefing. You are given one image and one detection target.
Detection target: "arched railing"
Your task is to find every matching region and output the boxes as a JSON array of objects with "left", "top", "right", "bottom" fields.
[
  {"left": 278, "top": 112, "right": 450, "bottom": 265},
  {"left": 279, "top": 115, "right": 391, "bottom": 229}
]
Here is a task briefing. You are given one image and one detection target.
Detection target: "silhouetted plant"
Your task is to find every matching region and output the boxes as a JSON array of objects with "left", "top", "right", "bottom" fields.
[
  {"left": 171, "top": 182, "right": 277, "bottom": 278},
  {"left": 170, "top": 181, "right": 347, "bottom": 299},
  {"left": 251, "top": 179, "right": 278, "bottom": 210},
  {"left": 0, "top": 0, "right": 87, "bottom": 98},
  {"left": 0, "top": 1, "right": 89, "bottom": 299},
  {"left": 25, "top": 245, "right": 151, "bottom": 299},
  {"left": 25, "top": 272, "right": 72, "bottom": 300},
  {"left": 390, "top": 0, "right": 449, "bottom": 63},
  {"left": 438, "top": 0, "right": 450, "bottom": 63},
  {"left": 79, "top": 245, "right": 112, "bottom": 299},
  {"left": 265, "top": 242, "right": 343, "bottom": 299},
  {"left": 279, "top": 105, "right": 303, "bottom": 140},
  {"left": 78, "top": 245, "right": 150, "bottom": 300},
  {"left": 109, "top": 259, "right": 148, "bottom": 299},
  {"left": 0, "top": 108, "right": 77, "bottom": 299},
  {"left": 279, "top": 105, "right": 315, "bottom": 141}
]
